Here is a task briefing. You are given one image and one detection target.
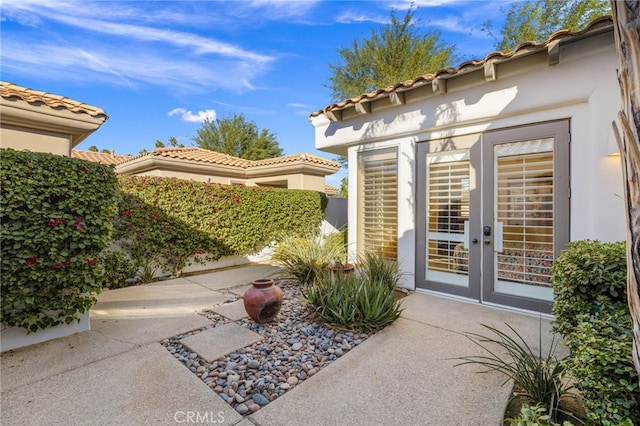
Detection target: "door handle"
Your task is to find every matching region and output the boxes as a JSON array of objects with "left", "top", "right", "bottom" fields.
[
  {"left": 484, "top": 239, "right": 491, "bottom": 245},
  {"left": 472, "top": 238, "right": 478, "bottom": 244}
]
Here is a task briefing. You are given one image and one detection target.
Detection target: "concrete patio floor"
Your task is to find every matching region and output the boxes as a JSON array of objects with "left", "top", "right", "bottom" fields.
[{"left": 1, "top": 263, "right": 559, "bottom": 425}]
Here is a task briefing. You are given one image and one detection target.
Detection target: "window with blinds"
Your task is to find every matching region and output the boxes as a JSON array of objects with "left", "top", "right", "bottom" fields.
[
  {"left": 495, "top": 139, "right": 554, "bottom": 287},
  {"left": 358, "top": 149, "right": 398, "bottom": 260},
  {"left": 426, "top": 151, "right": 470, "bottom": 281}
]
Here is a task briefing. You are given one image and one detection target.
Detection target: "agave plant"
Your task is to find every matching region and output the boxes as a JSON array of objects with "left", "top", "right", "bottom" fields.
[
  {"left": 356, "top": 251, "right": 403, "bottom": 290},
  {"left": 302, "top": 270, "right": 403, "bottom": 331}
]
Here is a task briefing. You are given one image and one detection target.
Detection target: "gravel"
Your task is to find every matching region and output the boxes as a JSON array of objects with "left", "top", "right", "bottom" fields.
[{"left": 161, "top": 281, "right": 371, "bottom": 415}]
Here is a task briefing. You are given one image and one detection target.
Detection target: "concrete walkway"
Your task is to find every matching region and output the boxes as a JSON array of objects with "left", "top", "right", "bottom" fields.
[{"left": 1, "top": 264, "right": 558, "bottom": 426}]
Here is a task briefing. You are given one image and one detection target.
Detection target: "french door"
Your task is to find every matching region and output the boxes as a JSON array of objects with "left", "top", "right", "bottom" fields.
[{"left": 416, "top": 121, "right": 570, "bottom": 312}]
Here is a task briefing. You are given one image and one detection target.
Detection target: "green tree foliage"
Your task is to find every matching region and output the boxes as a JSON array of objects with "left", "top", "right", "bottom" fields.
[
  {"left": 156, "top": 137, "right": 183, "bottom": 148},
  {"left": 88, "top": 145, "right": 98, "bottom": 152},
  {"left": 484, "top": 0, "right": 610, "bottom": 52},
  {"left": 326, "top": 6, "right": 457, "bottom": 101},
  {"left": 192, "top": 113, "right": 282, "bottom": 160}
]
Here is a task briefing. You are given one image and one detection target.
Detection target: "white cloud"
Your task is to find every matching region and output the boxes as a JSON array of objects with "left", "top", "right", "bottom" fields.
[
  {"left": 335, "top": 11, "right": 387, "bottom": 25},
  {"left": 0, "top": 0, "right": 275, "bottom": 92},
  {"left": 168, "top": 108, "right": 217, "bottom": 123}
]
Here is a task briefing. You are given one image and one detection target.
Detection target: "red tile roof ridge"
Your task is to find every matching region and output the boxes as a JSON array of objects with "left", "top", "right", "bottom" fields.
[
  {"left": 117, "top": 147, "right": 340, "bottom": 169},
  {"left": 310, "top": 15, "right": 613, "bottom": 118},
  {"left": 0, "top": 81, "right": 108, "bottom": 119}
]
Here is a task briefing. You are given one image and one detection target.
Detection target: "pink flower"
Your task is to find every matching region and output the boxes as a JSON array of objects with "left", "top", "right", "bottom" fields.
[
  {"left": 196, "top": 250, "right": 204, "bottom": 255},
  {"left": 65, "top": 260, "right": 72, "bottom": 267},
  {"left": 123, "top": 210, "right": 132, "bottom": 217},
  {"left": 151, "top": 213, "right": 158, "bottom": 219},
  {"left": 87, "top": 259, "right": 96, "bottom": 266},
  {"left": 25, "top": 257, "right": 38, "bottom": 266},
  {"left": 53, "top": 262, "right": 62, "bottom": 269}
]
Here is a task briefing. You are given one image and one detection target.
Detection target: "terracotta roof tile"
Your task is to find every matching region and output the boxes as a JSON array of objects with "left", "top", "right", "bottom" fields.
[
  {"left": 324, "top": 184, "right": 339, "bottom": 195},
  {"left": 119, "top": 147, "right": 341, "bottom": 170},
  {"left": 72, "top": 149, "right": 133, "bottom": 165},
  {"left": 0, "top": 81, "right": 108, "bottom": 119},
  {"left": 310, "top": 15, "right": 613, "bottom": 118}
]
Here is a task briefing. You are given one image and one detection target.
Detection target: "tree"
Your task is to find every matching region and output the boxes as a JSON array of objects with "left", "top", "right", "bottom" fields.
[
  {"left": 156, "top": 137, "right": 183, "bottom": 148},
  {"left": 100, "top": 149, "right": 110, "bottom": 154},
  {"left": 191, "top": 113, "right": 282, "bottom": 160},
  {"left": 326, "top": 6, "right": 457, "bottom": 101},
  {"left": 611, "top": 0, "right": 640, "bottom": 379},
  {"left": 88, "top": 145, "right": 98, "bottom": 152},
  {"left": 484, "top": 0, "right": 610, "bottom": 52}
]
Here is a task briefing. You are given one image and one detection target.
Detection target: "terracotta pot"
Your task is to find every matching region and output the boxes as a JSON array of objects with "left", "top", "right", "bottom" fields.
[
  {"left": 243, "top": 279, "right": 284, "bottom": 323},
  {"left": 328, "top": 263, "right": 355, "bottom": 277}
]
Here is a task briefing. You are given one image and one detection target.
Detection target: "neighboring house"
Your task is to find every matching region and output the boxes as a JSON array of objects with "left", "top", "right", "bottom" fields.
[
  {"left": 112, "top": 147, "right": 341, "bottom": 194},
  {"left": 72, "top": 149, "right": 132, "bottom": 166},
  {"left": 0, "top": 82, "right": 108, "bottom": 156},
  {"left": 310, "top": 16, "right": 624, "bottom": 313}
]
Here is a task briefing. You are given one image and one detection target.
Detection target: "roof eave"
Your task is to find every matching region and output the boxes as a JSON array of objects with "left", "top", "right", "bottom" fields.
[{"left": 0, "top": 98, "right": 108, "bottom": 146}]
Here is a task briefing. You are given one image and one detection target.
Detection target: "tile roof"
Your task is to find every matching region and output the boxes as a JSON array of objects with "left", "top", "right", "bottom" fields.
[
  {"left": 72, "top": 149, "right": 133, "bottom": 165},
  {"left": 324, "top": 184, "right": 339, "bottom": 196},
  {"left": 310, "top": 15, "right": 613, "bottom": 118},
  {"left": 120, "top": 147, "right": 341, "bottom": 170},
  {"left": 0, "top": 81, "right": 108, "bottom": 119}
]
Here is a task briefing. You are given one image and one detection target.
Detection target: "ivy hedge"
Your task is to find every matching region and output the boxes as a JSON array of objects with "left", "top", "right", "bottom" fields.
[
  {"left": 1, "top": 153, "right": 327, "bottom": 332},
  {"left": 115, "top": 176, "right": 327, "bottom": 276},
  {"left": 1, "top": 149, "right": 119, "bottom": 332},
  {"left": 552, "top": 240, "right": 640, "bottom": 425}
]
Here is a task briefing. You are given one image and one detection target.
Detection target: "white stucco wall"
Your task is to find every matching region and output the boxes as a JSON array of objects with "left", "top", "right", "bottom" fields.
[{"left": 313, "top": 29, "right": 625, "bottom": 290}]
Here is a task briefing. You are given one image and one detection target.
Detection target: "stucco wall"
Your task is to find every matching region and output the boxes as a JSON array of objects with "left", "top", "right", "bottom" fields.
[
  {"left": 0, "top": 124, "right": 71, "bottom": 156},
  {"left": 129, "top": 169, "right": 328, "bottom": 192},
  {"left": 313, "top": 30, "right": 625, "bottom": 289}
]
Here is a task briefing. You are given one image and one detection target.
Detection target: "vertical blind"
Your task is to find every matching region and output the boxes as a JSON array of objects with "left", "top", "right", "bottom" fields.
[{"left": 358, "top": 149, "right": 398, "bottom": 260}]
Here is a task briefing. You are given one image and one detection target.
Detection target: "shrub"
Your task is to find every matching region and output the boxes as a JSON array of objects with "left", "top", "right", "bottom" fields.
[
  {"left": 356, "top": 251, "right": 402, "bottom": 289},
  {"left": 551, "top": 239, "right": 627, "bottom": 336},
  {"left": 564, "top": 309, "right": 639, "bottom": 425},
  {"left": 118, "top": 175, "right": 326, "bottom": 256},
  {"left": 99, "top": 250, "right": 138, "bottom": 289},
  {"left": 272, "top": 231, "right": 347, "bottom": 284},
  {"left": 551, "top": 239, "right": 639, "bottom": 425},
  {"left": 1, "top": 149, "right": 119, "bottom": 331},
  {"left": 455, "top": 323, "right": 573, "bottom": 421},
  {"left": 113, "top": 192, "right": 227, "bottom": 277},
  {"left": 302, "top": 269, "right": 403, "bottom": 331},
  {"left": 506, "top": 404, "right": 573, "bottom": 426}
]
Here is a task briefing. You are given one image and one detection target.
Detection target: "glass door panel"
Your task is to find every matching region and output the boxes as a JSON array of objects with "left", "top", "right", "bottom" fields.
[
  {"left": 426, "top": 151, "right": 470, "bottom": 287},
  {"left": 493, "top": 139, "right": 554, "bottom": 301}
]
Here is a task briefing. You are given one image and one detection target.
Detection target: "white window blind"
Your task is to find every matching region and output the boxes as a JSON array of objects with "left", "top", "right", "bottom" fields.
[
  {"left": 358, "top": 149, "right": 398, "bottom": 260},
  {"left": 495, "top": 139, "right": 554, "bottom": 287},
  {"left": 426, "top": 152, "right": 470, "bottom": 278}
]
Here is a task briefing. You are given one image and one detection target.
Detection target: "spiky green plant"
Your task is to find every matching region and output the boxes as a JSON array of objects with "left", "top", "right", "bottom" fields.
[
  {"left": 272, "top": 231, "right": 346, "bottom": 284},
  {"left": 454, "top": 323, "right": 573, "bottom": 422},
  {"left": 302, "top": 271, "right": 403, "bottom": 331},
  {"left": 356, "top": 251, "right": 402, "bottom": 290}
]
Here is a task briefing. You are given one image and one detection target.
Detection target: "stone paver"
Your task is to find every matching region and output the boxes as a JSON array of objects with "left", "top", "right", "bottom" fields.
[
  {"left": 1, "top": 343, "right": 242, "bottom": 425},
  {"left": 212, "top": 300, "right": 248, "bottom": 321},
  {"left": 185, "top": 264, "right": 281, "bottom": 291},
  {"left": 181, "top": 323, "right": 263, "bottom": 363},
  {"left": 229, "top": 284, "right": 252, "bottom": 297}
]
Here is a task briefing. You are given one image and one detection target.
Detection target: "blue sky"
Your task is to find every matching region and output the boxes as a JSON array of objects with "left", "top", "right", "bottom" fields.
[{"left": 1, "top": 0, "right": 512, "bottom": 186}]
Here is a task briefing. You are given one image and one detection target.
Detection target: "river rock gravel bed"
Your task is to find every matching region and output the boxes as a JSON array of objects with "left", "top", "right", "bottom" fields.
[{"left": 161, "top": 280, "right": 372, "bottom": 415}]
